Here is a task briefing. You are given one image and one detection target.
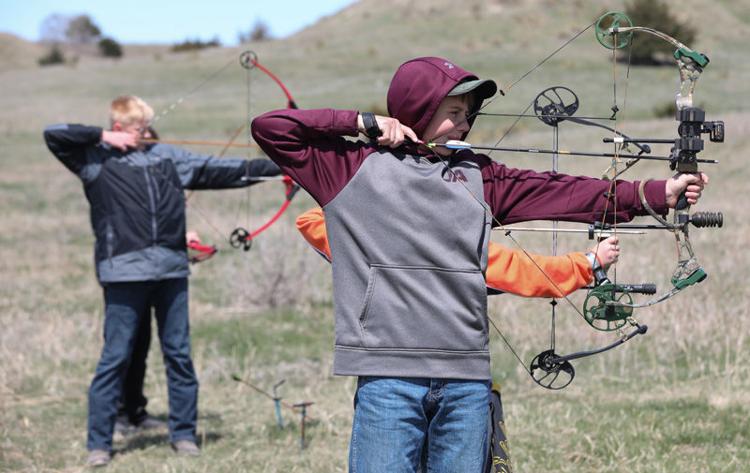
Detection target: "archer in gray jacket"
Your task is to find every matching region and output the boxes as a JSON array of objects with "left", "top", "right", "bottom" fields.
[{"left": 44, "top": 95, "right": 281, "bottom": 466}]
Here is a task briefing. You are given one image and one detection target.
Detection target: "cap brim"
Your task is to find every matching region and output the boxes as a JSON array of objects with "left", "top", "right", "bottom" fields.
[{"left": 447, "top": 79, "right": 497, "bottom": 100}]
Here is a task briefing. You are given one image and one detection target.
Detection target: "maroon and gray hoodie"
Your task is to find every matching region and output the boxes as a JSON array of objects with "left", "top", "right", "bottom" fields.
[{"left": 252, "top": 57, "right": 667, "bottom": 380}]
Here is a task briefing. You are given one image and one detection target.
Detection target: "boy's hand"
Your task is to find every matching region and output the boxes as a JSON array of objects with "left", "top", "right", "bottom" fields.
[
  {"left": 101, "top": 130, "right": 139, "bottom": 151},
  {"left": 589, "top": 236, "right": 619, "bottom": 271},
  {"left": 665, "top": 172, "right": 708, "bottom": 207},
  {"left": 357, "top": 114, "right": 421, "bottom": 147}
]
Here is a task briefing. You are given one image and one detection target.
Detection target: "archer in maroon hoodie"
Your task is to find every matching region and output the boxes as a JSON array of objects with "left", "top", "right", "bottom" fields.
[{"left": 251, "top": 57, "right": 707, "bottom": 472}]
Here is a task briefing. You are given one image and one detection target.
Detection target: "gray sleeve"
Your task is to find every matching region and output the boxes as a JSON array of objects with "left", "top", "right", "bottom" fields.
[{"left": 152, "top": 144, "right": 282, "bottom": 189}]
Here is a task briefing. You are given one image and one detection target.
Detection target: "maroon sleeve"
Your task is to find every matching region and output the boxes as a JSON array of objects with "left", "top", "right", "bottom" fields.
[
  {"left": 479, "top": 156, "right": 668, "bottom": 225},
  {"left": 251, "top": 108, "right": 378, "bottom": 206}
]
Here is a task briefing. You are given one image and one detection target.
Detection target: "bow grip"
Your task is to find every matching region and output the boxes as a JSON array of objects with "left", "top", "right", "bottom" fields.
[{"left": 675, "top": 191, "right": 689, "bottom": 211}]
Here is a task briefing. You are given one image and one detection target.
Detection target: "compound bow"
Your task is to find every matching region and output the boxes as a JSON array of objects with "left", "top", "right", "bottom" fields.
[{"left": 428, "top": 11, "right": 725, "bottom": 389}]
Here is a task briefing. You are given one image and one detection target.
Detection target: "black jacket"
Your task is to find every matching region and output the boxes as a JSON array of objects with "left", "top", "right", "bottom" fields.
[{"left": 44, "top": 124, "right": 281, "bottom": 282}]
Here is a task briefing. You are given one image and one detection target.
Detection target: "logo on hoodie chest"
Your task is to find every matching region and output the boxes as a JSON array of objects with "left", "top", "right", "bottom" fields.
[{"left": 442, "top": 169, "right": 468, "bottom": 183}]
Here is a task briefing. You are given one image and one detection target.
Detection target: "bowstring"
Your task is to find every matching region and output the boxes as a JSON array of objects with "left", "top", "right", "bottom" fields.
[
  {"left": 233, "top": 62, "right": 254, "bottom": 238},
  {"left": 427, "top": 19, "right": 599, "bottom": 148},
  {"left": 141, "top": 54, "right": 254, "bottom": 245},
  {"left": 592, "top": 28, "right": 639, "bottom": 333},
  {"left": 151, "top": 55, "right": 238, "bottom": 125}
]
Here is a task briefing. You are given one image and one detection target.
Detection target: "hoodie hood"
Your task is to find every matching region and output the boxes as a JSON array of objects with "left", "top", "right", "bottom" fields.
[{"left": 386, "top": 57, "right": 483, "bottom": 138}]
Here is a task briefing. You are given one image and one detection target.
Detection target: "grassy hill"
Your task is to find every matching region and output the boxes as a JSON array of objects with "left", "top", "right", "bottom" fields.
[{"left": 1, "top": 1, "right": 749, "bottom": 471}]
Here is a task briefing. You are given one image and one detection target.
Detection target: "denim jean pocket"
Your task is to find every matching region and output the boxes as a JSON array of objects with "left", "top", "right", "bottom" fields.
[{"left": 357, "top": 264, "right": 487, "bottom": 351}]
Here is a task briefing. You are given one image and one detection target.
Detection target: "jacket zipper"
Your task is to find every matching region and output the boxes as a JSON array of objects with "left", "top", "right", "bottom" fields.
[{"left": 143, "top": 166, "right": 158, "bottom": 245}]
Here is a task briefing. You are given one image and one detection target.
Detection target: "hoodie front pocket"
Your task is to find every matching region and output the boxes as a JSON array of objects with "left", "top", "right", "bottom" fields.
[{"left": 358, "top": 264, "right": 487, "bottom": 352}]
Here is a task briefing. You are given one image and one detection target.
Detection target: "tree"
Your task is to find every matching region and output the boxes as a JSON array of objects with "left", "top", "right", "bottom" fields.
[
  {"left": 38, "top": 44, "right": 65, "bottom": 66},
  {"left": 170, "top": 37, "right": 221, "bottom": 53},
  {"left": 39, "top": 14, "right": 69, "bottom": 43},
  {"left": 624, "top": 0, "right": 697, "bottom": 65},
  {"left": 98, "top": 37, "right": 123, "bottom": 58},
  {"left": 238, "top": 19, "right": 272, "bottom": 44},
  {"left": 65, "top": 15, "right": 102, "bottom": 44}
]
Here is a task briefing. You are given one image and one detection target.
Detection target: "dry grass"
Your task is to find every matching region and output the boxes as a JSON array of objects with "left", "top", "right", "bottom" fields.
[{"left": 2, "top": 0, "right": 750, "bottom": 471}]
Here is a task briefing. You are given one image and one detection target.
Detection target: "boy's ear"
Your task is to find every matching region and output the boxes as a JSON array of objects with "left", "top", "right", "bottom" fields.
[{"left": 111, "top": 122, "right": 122, "bottom": 132}]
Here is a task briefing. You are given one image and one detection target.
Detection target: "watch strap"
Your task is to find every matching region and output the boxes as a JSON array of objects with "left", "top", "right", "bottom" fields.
[{"left": 361, "top": 112, "right": 382, "bottom": 139}]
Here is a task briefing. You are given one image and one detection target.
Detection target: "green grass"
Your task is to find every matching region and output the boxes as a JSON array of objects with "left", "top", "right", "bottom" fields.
[{"left": 2, "top": 0, "right": 750, "bottom": 471}]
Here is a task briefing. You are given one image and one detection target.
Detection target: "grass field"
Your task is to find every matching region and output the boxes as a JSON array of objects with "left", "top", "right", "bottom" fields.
[{"left": 2, "top": 1, "right": 749, "bottom": 471}]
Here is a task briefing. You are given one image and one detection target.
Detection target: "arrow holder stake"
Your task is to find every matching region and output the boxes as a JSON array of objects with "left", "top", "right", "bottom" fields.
[
  {"left": 293, "top": 402, "right": 314, "bottom": 450},
  {"left": 272, "top": 379, "right": 286, "bottom": 428}
]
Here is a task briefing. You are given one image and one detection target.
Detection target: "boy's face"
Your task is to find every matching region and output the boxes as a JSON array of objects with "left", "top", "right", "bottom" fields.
[
  {"left": 422, "top": 94, "right": 474, "bottom": 156},
  {"left": 112, "top": 120, "right": 151, "bottom": 146}
]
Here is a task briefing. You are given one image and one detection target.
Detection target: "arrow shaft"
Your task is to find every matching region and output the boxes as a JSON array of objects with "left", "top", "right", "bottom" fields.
[
  {"left": 437, "top": 143, "right": 717, "bottom": 164},
  {"left": 143, "top": 138, "right": 256, "bottom": 148}
]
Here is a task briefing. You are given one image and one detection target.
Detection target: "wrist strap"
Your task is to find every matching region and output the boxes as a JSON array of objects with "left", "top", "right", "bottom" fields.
[
  {"left": 361, "top": 112, "right": 382, "bottom": 139},
  {"left": 585, "top": 251, "right": 609, "bottom": 285},
  {"left": 584, "top": 251, "right": 600, "bottom": 271}
]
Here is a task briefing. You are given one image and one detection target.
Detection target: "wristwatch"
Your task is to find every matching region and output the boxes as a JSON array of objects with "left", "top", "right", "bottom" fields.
[{"left": 360, "top": 112, "right": 382, "bottom": 139}]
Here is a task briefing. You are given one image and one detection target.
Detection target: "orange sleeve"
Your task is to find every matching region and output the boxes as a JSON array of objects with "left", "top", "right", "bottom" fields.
[
  {"left": 295, "top": 207, "right": 331, "bottom": 262},
  {"left": 296, "top": 207, "right": 593, "bottom": 297},
  {"left": 486, "top": 242, "right": 593, "bottom": 297}
]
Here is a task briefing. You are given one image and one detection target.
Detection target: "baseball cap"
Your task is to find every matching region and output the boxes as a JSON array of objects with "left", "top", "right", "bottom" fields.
[{"left": 447, "top": 79, "right": 497, "bottom": 100}]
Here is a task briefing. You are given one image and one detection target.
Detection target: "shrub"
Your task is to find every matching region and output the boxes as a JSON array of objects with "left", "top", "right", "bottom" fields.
[
  {"left": 65, "top": 14, "right": 102, "bottom": 44},
  {"left": 624, "top": 0, "right": 697, "bottom": 65},
  {"left": 238, "top": 19, "right": 272, "bottom": 44},
  {"left": 98, "top": 37, "right": 123, "bottom": 58},
  {"left": 38, "top": 45, "right": 65, "bottom": 66},
  {"left": 170, "top": 37, "right": 221, "bottom": 53},
  {"left": 652, "top": 100, "right": 676, "bottom": 118}
]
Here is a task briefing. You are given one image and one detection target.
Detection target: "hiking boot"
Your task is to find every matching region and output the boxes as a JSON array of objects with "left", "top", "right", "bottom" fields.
[
  {"left": 114, "top": 415, "right": 135, "bottom": 440},
  {"left": 134, "top": 415, "right": 167, "bottom": 430},
  {"left": 114, "top": 413, "right": 166, "bottom": 441},
  {"left": 171, "top": 439, "right": 200, "bottom": 456},
  {"left": 86, "top": 449, "right": 111, "bottom": 467}
]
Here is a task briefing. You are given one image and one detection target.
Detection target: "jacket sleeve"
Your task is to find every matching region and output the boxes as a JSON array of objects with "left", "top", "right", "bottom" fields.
[
  {"left": 295, "top": 206, "right": 592, "bottom": 297},
  {"left": 153, "top": 144, "right": 282, "bottom": 190},
  {"left": 485, "top": 244, "right": 592, "bottom": 297},
  {"left": 480, "top": 157, "right": 669, "bottom": 225},
  {"left": 43, "top": 124, "right": 103, "bottom": 177},
  {"left": 251, "top": 108, "right": 378, "bottom": 206},
  {"left": 295, "top": 207, "right": 332, "bottom": 262}
]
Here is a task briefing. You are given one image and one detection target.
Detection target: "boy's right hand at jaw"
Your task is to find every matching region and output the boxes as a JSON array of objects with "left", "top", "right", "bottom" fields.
[
  {"left": 101, "top": 130, "right": 139, "bottom": 151},
  {"left": 357, "top": 113, "right": 421, "bottom": 148}
]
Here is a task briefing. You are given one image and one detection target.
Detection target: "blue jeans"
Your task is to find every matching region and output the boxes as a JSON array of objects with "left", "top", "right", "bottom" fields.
[
  {"left": 87, "top": 278, "right": 198, "bottom": 451},
  {"left": 349, "top": 377, "right": 490, "bottom": 473},
  {"left": 118, "top": 308, "right": 151, "bottom": 423}
]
